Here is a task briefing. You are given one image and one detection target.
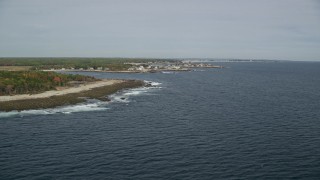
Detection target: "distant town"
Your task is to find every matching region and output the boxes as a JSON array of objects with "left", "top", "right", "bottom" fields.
[
  {"left": 46, "top": 61, "right": 223, "bottom": 73},
  {"left": 0, "top": 58, "right": 281, "bottom": 73}
]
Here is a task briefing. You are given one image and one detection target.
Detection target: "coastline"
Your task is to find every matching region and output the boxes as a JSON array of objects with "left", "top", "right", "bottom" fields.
[
  {"left": 0, "top": 79, "right": 123, "bottom": 102},
  {"left": 0, "top": 79, "right": 144, "bottom": 112},
  {"left": 44, "top": 69, "right": 192, "bottom": 73}
]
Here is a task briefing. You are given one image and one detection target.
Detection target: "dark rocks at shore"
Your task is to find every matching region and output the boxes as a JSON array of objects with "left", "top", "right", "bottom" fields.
[
  {"left": 144, "top": 81, "right": 156, "bottom": 87},
  {"left": 0, "top": 80, "right": 144, "bottom": 112},
  {"left": 97, "top": 96, "right": 111, "bottom": 102}
]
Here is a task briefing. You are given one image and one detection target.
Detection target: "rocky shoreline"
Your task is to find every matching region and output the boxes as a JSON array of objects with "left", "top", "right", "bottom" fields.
[{"left": 0, "top": 79, "right": 144, "bottom": 112}]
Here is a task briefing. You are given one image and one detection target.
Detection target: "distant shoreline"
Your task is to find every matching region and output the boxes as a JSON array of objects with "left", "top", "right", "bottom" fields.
[
  {"left": 0, "top": 79, "right": 144, "bottom": 112},
  {"left": 42, "top": 66, "right": 222, "bottom": 73},
  {"left": 43, "top": 69, "right": 192, "bottom": 73}
]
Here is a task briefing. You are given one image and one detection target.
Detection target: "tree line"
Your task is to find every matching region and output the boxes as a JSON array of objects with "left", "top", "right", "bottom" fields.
[
  {"left": 0, "top": 71, "right": 97, "bottom": 95},
  {"left": 0, "top": 58, "right": 168, "bottom": 70}
]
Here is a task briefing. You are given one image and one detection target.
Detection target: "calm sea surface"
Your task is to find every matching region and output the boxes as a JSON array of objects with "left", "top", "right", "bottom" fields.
[{"left": 1, "top": 62, "right": 320, "bottom": 179}]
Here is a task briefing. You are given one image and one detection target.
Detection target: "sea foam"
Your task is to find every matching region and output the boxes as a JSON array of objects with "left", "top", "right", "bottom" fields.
[
  {"left": 0, "top": 81, "right": 162, "bottom": 118},
  {"left": 0, "top": 102, "right": 109, "bottom": 118},
  {"left": 109, "top": 81, "right": 162, "bottom": 103}
]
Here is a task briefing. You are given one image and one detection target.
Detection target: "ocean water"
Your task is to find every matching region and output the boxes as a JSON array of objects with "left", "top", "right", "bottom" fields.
[{"left": 1, "top": 61, "right": 320, "bottom": 179}]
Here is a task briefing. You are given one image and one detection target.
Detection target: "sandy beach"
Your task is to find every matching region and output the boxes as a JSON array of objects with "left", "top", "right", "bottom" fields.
[{"left": 0, "top": 79, "right": 124, "bottom": 102}]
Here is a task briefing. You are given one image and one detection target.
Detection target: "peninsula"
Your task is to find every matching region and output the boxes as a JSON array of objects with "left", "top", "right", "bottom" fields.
[
  {"left": 0, "top": 71, "right": 144, "bottom": 111},
  {"left": 0, "top": 57, "right": 221, "bottom": 111}
]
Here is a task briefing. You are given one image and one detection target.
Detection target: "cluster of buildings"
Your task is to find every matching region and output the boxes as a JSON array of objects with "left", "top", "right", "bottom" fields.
[
  {"left": 125, "top": 61, "right": 221, "bottom": 72},
  {"left": 127, "top": 64, "right": 187, "bottom": 72},
  {"left": 46, "top": 61, "right": 222, "bottom": 73}
]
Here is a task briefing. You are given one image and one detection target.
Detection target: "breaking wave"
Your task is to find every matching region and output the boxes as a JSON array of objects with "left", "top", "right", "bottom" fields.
[
  {"left": 108, "top": 81, "right": 162, "bottom": 103},
  {"left": 0, "top": 102, "right": 109, "bottom": 118},
  {"left": 192, "top": 69, "right": 206, "bottom": 72},
  {"left": 0, "top": 81, "right": 162, "bottom": 118},
  {"left": 161, "top": 71, "right": 175, "bottom": 74},
  {"left": 147, "top": 81, "right": 162, "bottom": 86}
]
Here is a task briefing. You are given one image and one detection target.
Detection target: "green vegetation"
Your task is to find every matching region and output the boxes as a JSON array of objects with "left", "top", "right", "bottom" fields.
[
  {"left": 0, "top": 57, "right": 171, "bottom": 71},
  {"left": 0, "top": 58, "right": 149, "bottom": 111},
  {"left": 0, "top": 71, "right": 97, "bottom": 95},
  {"left": 0, "top": 80, "right": 144, "bottom": 112}
]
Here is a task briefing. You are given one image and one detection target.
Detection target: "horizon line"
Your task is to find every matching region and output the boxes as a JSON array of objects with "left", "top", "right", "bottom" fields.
[{"left": 1, "top": 57, "right": 319, "bottom": 62}]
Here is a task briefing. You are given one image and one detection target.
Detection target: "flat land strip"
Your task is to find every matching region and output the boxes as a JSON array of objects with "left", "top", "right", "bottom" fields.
[
  {"left": 0, "top": 79, "right": 144, "bottom": 111},
  {"left": 0, "top": 66, "right": 32, "bottom": 71}
]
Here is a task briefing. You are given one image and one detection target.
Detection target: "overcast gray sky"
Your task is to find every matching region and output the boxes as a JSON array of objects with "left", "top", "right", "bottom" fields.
[{"left": 0, "top": 0, "right": 319, "bottom": 60}]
